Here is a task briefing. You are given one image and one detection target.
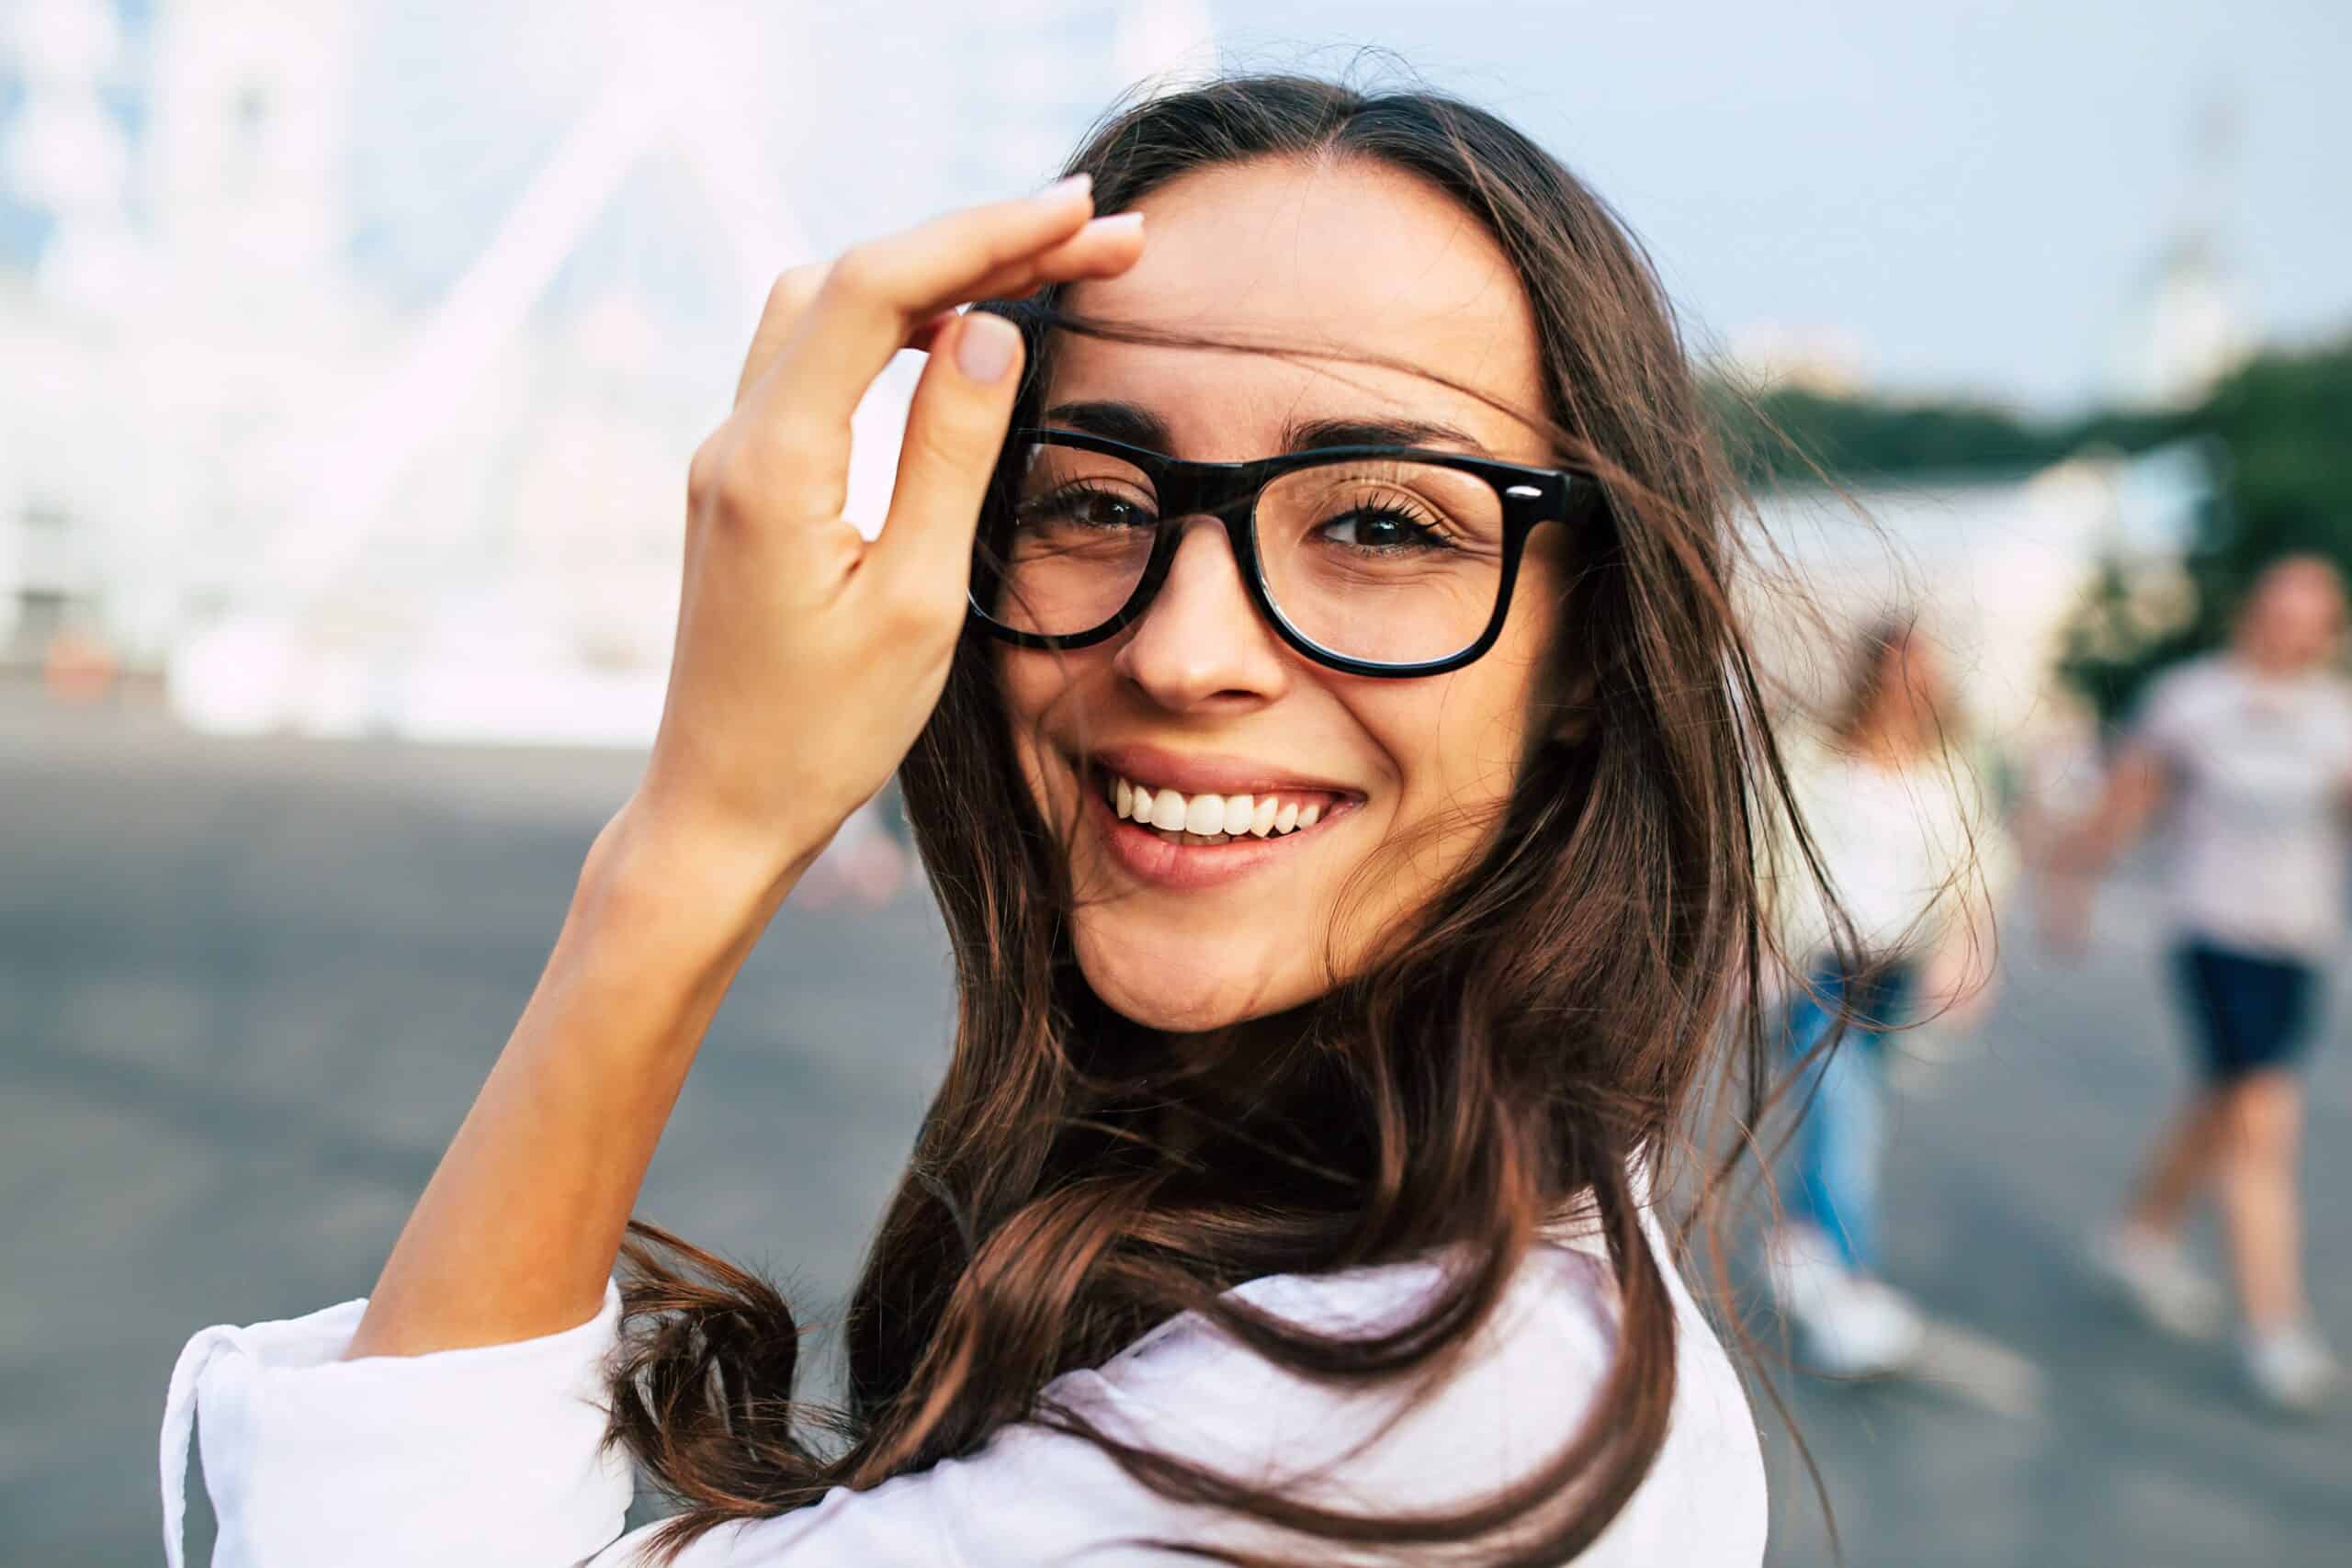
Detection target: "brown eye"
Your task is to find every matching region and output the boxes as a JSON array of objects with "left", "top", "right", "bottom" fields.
[
  {"left": 1022, "top": 485, "right": 1156, "bottom": 531},
  {"left": 1318, "top": 506, "right": 1449, "bottom": 554}
]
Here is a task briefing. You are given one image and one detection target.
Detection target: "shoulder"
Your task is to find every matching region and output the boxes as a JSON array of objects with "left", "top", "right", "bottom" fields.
[
  {"left": 659, "top": 1224, "right": 1767, "bottom": 1567},
  {"left": 2134, "top": 657, "right": 2230, "bottom": 746},
  {"left": 1051, "top": 1224, "right": 1766, "bottom": 1563}
]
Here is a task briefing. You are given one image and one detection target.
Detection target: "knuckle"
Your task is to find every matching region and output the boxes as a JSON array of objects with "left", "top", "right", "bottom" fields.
[
  {"left": 820, "top": 244, "right": 890, "bottom": 307},
  {"left": 688, "top": 443, "right": 770, "bottom": 528},
  {"left": 718, "top": 464, "right": 770, "bottom": 522},
  {"left": 684, "top": 436, "right": 726, "bottom": 509},
  {"left": 707, "top": 468, "right": 764, "bottom": 529},
  {"left": 763, "top": 264, "right": 823, "bottom": 318}
]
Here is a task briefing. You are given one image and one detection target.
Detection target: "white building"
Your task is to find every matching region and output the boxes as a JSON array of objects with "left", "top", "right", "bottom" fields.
[
  {"left": 1744, "top": 441, "right": 2216, "bottom": 748},
  {"left": 1, "top": 0, "right": 1214, "bottom": 739}
]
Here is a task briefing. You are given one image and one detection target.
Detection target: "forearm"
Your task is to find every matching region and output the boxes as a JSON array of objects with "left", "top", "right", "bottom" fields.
[
  {"left": 347, "top": 805, "right": 805, "bottom": 1359},
  {"left": 2058, "top": 749, "right": 2165, "bottom": 873}
]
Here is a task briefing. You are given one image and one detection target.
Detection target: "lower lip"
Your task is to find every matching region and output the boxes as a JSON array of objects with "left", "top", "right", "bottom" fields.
[{"left": 1089, "top": 784, "right": 1344, "bottom": 890}]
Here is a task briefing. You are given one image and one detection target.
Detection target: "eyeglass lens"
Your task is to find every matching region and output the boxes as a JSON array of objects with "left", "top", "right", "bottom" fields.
[{"left": 976, "top": 439, "right": 1510, "bottom": 666}]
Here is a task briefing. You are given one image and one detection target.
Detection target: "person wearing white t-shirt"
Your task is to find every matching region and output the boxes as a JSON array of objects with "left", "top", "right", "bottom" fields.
[
  {"left": 2056, "top": 555, "right": 2349, "bottom": 1413},
  {"left": 1764, "top": 617, "right": 2006, "bottom": 1378},
  {"left": 157, "top": 77, "right": 1782, "bottom": 1567}
]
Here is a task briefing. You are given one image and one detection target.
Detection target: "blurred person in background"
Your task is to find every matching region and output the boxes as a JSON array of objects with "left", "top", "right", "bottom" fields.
[
  {"left": 1765, "top": 615, "right": 2007, "bottom": 1378},
  {"left": 2054, "top": 554, "right": 2349, "bottom": 1414},
  {"left": 154, "top": 74, "right": 1841, "bottom": 1567}
]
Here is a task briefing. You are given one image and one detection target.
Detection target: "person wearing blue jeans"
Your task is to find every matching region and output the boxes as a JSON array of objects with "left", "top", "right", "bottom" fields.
[
  {"left": 1764, "top": 616, "right": 2001, "bottom": 1378},
  {"left": 1785, "top": 964, "right": 1916, "bottom": 1279}
]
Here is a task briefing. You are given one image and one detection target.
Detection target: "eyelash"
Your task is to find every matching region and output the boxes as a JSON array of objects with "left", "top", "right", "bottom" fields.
[
  {"left": 1023, "top": 486, "right": 1459, "bottom": 550},
  {"left": 1018, "top": 483, "right": 1156, "bottom": 529},
  {"left": 1318, "top": 500, "right": 1458, "bottom": 556}
]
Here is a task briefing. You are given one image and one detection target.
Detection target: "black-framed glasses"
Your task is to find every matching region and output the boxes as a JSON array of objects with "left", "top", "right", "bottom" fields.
[{"left": 967, "top": 427, "right": 1605, "bottom": 678}]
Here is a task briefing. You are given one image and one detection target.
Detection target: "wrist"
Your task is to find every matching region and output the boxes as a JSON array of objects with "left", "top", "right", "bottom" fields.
[{"left": 574, "top": 796, "right": 820, "bottom": 963}]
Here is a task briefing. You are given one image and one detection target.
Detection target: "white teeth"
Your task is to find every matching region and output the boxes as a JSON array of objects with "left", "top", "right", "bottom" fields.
[
  {"left": 1102, "top": 772, "right": 1334, "bottom": 841},
  {"left": 1148, "top": 788, "right": 1189, "bottom": 832},
  {"left": 1184, "top": 793, "right": 1225, "bottom": 836}
]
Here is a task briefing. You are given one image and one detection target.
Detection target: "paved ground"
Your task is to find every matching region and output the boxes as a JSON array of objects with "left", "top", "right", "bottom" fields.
[{"left": 3, "top": 697, "right": 2346, "bottom": 1566}]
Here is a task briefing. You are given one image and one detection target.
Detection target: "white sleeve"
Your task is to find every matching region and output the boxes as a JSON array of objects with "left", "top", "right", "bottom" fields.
[
  {"left": 594, "top": 1245, "right": 1762, "bottom": 1567},
  {"left": 163, "top": 1285, "right": 632, "bottom": 1568},
  {"left": 165, "top": 1243, "right": 1763, "bottom": 1568}
]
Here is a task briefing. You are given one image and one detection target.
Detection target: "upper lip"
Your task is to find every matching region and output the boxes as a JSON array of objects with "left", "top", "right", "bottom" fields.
[{"left": 1086, "top": 742, "right": 1362, "bottom": 800}]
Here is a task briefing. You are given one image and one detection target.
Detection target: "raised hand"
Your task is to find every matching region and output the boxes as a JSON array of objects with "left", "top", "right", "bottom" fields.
[
  {"left": 628, "top": 175, "right": 1144, "bottom": 888},
  {"left": 346, "top": 180, "right": 1142, "bottom": 1359}
]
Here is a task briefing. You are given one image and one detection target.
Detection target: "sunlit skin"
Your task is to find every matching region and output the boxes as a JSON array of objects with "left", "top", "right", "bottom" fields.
[{"left": 998, "top": 157, "right": 1579, "bottom": 1033}]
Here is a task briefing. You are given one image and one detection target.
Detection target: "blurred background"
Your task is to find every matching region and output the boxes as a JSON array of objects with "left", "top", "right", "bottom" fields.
[{"left": 5, "top": 1, "right": 2349, "bottom": 1563}]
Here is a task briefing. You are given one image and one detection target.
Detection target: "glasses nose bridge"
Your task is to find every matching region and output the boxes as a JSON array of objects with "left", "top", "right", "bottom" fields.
[
  {"left": 1151, "top": 460, "right": 1264, "bottom": 586},
  {"left": 1157, "top": 456, "right": 1261, "bottom": 524},
  {"left": 1132, "top": 459, "right": 1272, "bottom": 648}
]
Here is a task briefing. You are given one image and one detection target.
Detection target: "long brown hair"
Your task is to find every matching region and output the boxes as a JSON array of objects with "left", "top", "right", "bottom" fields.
[{"left": 609, "top": 70, "right": 1829, "bottom": 1563}]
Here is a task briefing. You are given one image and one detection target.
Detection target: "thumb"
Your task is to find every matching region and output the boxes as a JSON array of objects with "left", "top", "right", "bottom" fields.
[{"left": 871, "top": 310, "right": 1026, "bottom": 606}]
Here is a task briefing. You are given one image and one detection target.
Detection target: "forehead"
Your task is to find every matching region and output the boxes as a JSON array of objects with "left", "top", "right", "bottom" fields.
[
  {"left": 1048, "top": 155, "right": 1549, "bottom": 462},
  {"left": 2258, "top": 563, "right": 2346, "bottom": 616}
]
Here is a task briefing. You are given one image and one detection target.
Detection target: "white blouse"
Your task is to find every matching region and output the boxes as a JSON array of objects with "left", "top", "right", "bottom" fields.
[{"left": 162, "top": 1213, "right": 1766, "bottom": 1566}]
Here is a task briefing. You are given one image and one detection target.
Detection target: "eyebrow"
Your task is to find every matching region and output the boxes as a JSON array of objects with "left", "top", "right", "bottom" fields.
[{"left": 1040, "top": 400, "right": 1494, "bottom": 458}]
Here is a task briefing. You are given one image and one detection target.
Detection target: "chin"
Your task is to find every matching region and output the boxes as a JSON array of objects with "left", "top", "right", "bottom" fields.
[{"left": 1070, "top": 917, "right": 1326, "bottom": 1035}]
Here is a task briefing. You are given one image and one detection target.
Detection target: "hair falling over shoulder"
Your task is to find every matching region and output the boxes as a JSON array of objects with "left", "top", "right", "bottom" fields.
[{"left": 606, "top": 69, "right": 1847, "bottom": 1565}]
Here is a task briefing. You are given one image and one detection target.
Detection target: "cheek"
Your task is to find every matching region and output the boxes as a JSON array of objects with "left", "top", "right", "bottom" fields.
[
  {"left": 996, "top": 649, "right": 1086, "bottom": 810},
  {"left": 1350, "top": 662, "right": 1548, "bottom": 879}
]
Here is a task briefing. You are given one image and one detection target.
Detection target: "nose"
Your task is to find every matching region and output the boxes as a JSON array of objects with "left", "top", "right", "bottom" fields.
[{"left": 1113, "top": 518, "right": 1292, "bottom": 713}]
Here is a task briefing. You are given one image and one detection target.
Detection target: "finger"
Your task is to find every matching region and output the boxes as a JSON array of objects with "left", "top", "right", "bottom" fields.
[
  {"left": 733, "top": 264, "right": 827, "bottom": 408},
  {"left": 895, "top": 209, "right": 1137, "bottom": 351},
  {"left": 742, "top": 284, "right": 962, "bottom": 410},
  {"left": 955, "top": 211, "right": 1148, "bottom": 310},
  {"left": 750, "top": 179, "right": 1137, "bottom": 437},
  {"left": 866, "top": 310, "right": 1025, "bottom": 605},
  {"left": 874, "top": 220, "right": 1137, "bottom": 368}
]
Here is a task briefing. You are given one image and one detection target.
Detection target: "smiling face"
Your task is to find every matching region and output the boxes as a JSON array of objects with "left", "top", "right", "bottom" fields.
[{"left": 996, "top": 155, "right": 1578, "bottom": 1034}]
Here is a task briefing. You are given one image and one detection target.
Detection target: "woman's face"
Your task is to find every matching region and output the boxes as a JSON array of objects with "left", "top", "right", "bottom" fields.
[{"left": 997, "top": 156, "right": 1575, "bottom": 1034}]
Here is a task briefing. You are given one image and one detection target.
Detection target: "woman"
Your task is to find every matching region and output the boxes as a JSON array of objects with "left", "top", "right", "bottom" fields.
[
  {"left": 2059, "top": 555, "right": 2347, "bottom": 1414},
  {"left": 162, "top": 75, "right": 1819, "bottom": 1565},
  {"left": 1763, "top": 617, "right": 2002, "bottom": 1377}
]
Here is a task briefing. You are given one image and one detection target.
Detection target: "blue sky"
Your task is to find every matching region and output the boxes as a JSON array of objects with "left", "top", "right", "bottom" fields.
[
  {"left": 6, "top": 0, "right": 2348, "bottom": 412},
  {"left": 1234, "top": 0, "right": 2352, "bottom": 409}
]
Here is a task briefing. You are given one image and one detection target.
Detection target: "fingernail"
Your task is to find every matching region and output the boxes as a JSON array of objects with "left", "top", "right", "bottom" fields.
[
  {"left": 1037, "top": 172, "right": 1092, "bottom": 205},
  {"left": 956, "top": 313, "right": 1020, "bottom": 383},
  {"left": 1086, "top": 211, "right": 1144, "bottom": 238}
]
